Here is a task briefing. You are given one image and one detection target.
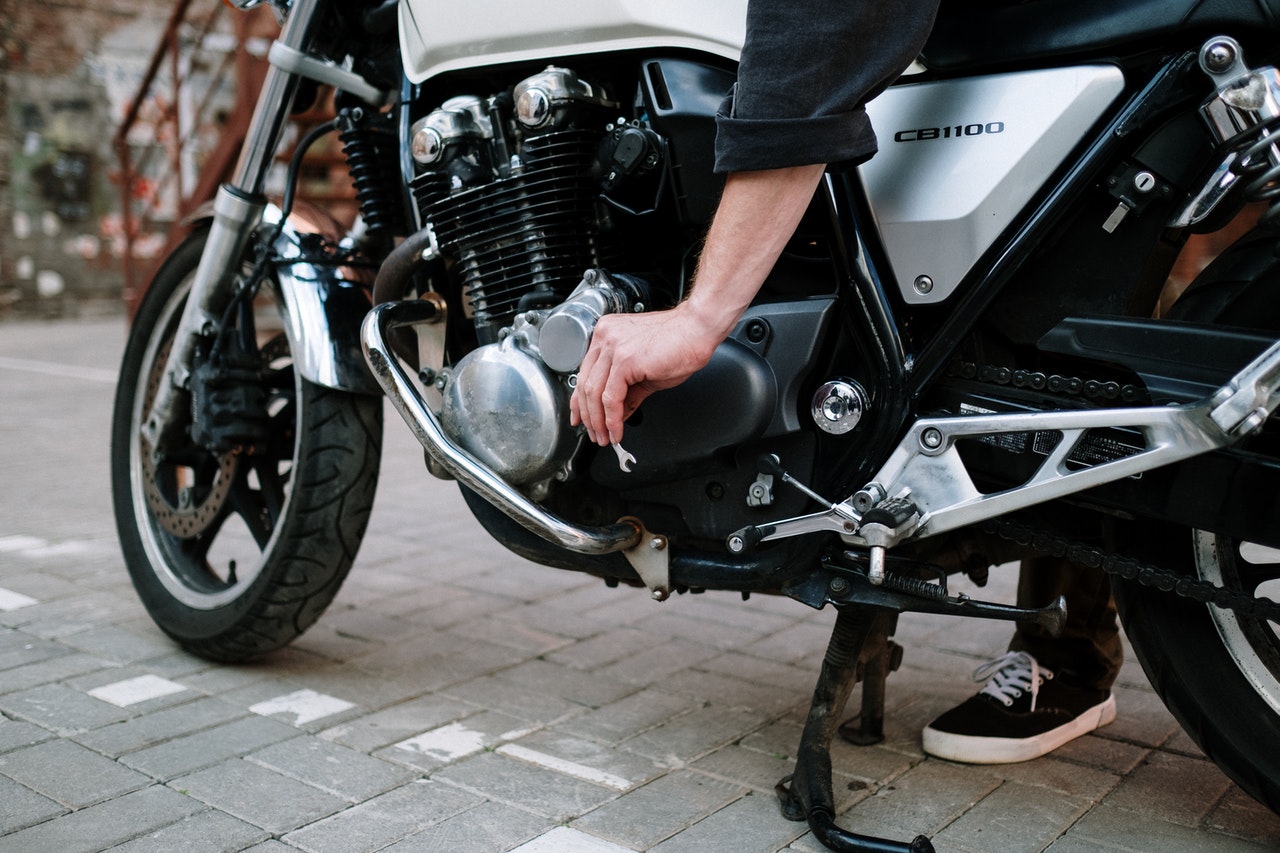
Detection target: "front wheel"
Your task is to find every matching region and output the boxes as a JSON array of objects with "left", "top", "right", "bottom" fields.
[
  {"left": 1115, "top": 526, "right": 1280, "bottom": 811},
  {"left": 111, "top": 229, "right": 383, "bottom": 661}
]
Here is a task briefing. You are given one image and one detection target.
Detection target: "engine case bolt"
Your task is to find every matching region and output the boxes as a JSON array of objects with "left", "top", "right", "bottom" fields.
[{"left": 811, "top": 379, "right": 869, "bottom": 435}]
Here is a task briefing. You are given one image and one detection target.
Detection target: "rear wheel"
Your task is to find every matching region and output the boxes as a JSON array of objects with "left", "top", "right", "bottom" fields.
[
  {"left": 1116, "top": 225, "right": 1280, "bottom": 811},
  {"left": 111, "top": 229, "right": 382, "bottom": 661},
  {"left": 1115, "top": 526, "right": 1280, "bottom": 811}
]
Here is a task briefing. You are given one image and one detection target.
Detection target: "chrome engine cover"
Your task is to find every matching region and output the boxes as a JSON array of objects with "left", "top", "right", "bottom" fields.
[{"left": 439, "top": 321, "right": 578, "bottom": 486}]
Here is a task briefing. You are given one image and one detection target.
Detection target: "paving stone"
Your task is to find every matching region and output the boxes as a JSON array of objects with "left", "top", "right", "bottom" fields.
[
  {"left": 174, "top": 759, "right": 347, "bottom": 834},
  {"left": 440, "top": 673, "right": 586, "bottom": 725},
  {"left": 936, "top": 780, "right": 1090, "bottom": 853},
  {"left": 658, "top": 666, "right": 806, "bottom": 715},
  {"left": 697, "top": 650, "right": 817, "bottom": 693},
  {"left": 494, "top": 658, "right": 638, "bottom": 709},
  {"left": 1104, "top": 750, "right": 1233, "bottom": 826},
  {"left": 511, "top": 826, "right": 636, "bottom": 853},
  {"left": 75, "top": 697, "right": 246, "bottom": 757},
  {"left": 0, "top": 682, "right": 128, "bottom": 734},
  {"left": 0, "top": 716, "right": 53, "bottom": 754},
  {"left": 557, "top": 687, "right": 696, "bottom": 744},
  {"left": 498, "top": 729, "right": 663, "bottom": 792},
  {"left": 1054, "top": 802, "right": 1276, "bottom": 852},
  {"left": 1104, "top": 684, "right": 1181, "bottom": 748},
  {"left": 622, "top": 704, "right": 768, "bottom": 764},
  {"left": 433, "top": 750, "right": 618, "bottom": 823},
  {"left": 247, "top": 735, "right": 416, "bottom": 802},
  {"left": 0, "top": 774, "right": 66, "bottom": 833},
  {"left": 60, "top": 624, "right": 180, "bottom": 664},
  {"left": 0, "top": 631, "right": 69, "bottom": 672},
  {"left": 592, "top": 637, "right": 724, "bottom": 687},
  {"left": 839, "top": 760, "right": 1001, "bottom": 840},
  {"left": 380, "top": 800, "right": 550, "bottom": 852},
  {"left": 1051, "top": 732, "right": 1151, "bottom": 775},
  {"left": 120, "top": 715, "right": 299, "bottom": 780},
  {"left": 0, "top": 652, "right": 116, "bottom": 699},
  {"left": 0, "top": 738, "right": 150, "bottom": 807},
  {"left": 1205, "top": 787, "right": 1280, "bottom": 848},
  {"left": 573, "top": 769, "right": 744, "bottom": 849},
  {"left": 281, "top": 779, "right": 482, "bottom": 853},
  {"left": 739, "top": 617, "right": 836, "bottom": 666},
  {"left": 377, "top": 710, "right": 536, "bottom": 773},
  {"left": 649, "top": 791, "right": 806, "bottom": 853},
  {"left": 545, "top": 626, "right": 665, "bottom": 670},
  {"left": 318, "top": 693, "right": 473, "bottom": 752},
  {"left": 102, "top": 808, "right": 270, "bottom": 853},
  {"left": 0, "top": 784, "right": 204, "bottom": 853},
  {"left": 346, "top": 629, "right": 531, "bottom": 692},
  {"left": 970, "top": 753, "right": 1121, "bottom": 802}
]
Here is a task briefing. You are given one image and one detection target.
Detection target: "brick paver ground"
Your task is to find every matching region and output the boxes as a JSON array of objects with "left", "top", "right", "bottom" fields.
[{"left": 2, "top": 316, "right": 1279, "bottom": 852}]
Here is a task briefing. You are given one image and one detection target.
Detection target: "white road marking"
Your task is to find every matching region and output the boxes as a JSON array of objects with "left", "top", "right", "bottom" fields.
[
  {"left": 89, "top": 674, "right": 188, "bottom": 707},
  {"left": 0, "top": 356, "right": 117, "bottom": 383},
  {"left": 249, "top": 689, "right": 356, "bottom": 725},
  {"left": 496, "top": 743, "right": 631, "bottom": 790}
]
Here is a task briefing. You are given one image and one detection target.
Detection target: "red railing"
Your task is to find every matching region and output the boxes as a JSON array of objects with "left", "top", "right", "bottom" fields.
[{"left": 113, "top": 0, "right": 274, "bottom": 312}]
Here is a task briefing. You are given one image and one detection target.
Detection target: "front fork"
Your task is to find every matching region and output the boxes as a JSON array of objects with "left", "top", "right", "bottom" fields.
[{"left": 141, "top": 0, "right": 323, "bottom": 452}]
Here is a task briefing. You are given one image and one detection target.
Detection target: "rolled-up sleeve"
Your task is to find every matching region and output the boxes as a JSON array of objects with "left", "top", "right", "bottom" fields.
[{"left": 715, "top": 0, "right": 942, "bottom": 173}]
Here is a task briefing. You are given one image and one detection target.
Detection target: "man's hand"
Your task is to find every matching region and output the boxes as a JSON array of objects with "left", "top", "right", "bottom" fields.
[
  {"left": 567, "top": 164, "right": 828, "bottom": 448},
  {"left": 568, "top": 304, "right": 721, "bottom": 446}
]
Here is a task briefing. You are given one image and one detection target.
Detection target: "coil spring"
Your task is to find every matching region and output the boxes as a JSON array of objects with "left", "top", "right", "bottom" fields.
[
  {"left": 881, "top": 571, "right": 948, "bottom": 601},
  {"left": 339, "top": 109, "right": 406, "bottom": 236}
]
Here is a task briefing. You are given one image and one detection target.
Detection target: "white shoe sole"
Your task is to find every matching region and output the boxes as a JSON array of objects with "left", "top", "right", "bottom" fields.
[{"left": 922, "top": 694, "right": 1117, "bottom": 764}]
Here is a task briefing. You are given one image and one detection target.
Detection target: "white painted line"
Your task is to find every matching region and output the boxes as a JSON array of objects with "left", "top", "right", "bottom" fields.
[
  {"left": 0, "top": 535, "right": 46, "bottom": 553},
  {"left": 394, "top": 722, "right": 487, "bottom": 761},
  {"left": 249, "top": 689, "right": 355, "bottom": 725},
  {"left": 0, "top": 587, "right": 38, "bottom": 611},
  {"left": 0, "top": 356, "right": 118, "bottom": 383},
  {"left": 511, "top": 827, "right": 634, "bottom": 853},
  {"left": 89, "top": 674, "right": 187, "bottom": 707},
  {"left": 22, "top": 540, "right": 108, "bottom": 558},
  {"left": 496, "top": 744, "right": 631, "bottom": 791}
]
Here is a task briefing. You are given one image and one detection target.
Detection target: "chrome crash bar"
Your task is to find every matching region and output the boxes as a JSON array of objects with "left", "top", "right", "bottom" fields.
[{"left": 361, "top": 299, "right": 643, "bottom": 556}]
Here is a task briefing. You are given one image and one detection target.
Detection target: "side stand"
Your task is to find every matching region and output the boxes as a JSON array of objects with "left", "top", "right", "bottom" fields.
[{"left": 776, "top": 605, "right": 935, "bottom": 853}]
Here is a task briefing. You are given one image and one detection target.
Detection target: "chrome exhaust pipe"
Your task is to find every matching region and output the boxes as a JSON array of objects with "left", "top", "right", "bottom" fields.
[{"left": 361, "top": 299, "right": 642, "bottom": 555}]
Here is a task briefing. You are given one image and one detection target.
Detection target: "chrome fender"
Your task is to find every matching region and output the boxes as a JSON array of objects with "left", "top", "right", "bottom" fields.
[{"left": 186, "top": 200, "right": 381, "bottom": 396}]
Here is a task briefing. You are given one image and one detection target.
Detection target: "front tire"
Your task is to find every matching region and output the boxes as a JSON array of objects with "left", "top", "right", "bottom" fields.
[{"left": 111, "top": 230, "right": 382, "bottom": 661}]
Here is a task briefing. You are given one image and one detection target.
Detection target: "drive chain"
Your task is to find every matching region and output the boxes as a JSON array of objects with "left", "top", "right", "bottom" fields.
[{"left": 952, "top": 358, "right": 1280, "bottom": 622}]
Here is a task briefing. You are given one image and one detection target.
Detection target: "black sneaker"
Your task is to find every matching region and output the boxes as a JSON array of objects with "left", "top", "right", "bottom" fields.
[{"left": 922, "top": 651, "right": 1116, "bottom": 764}]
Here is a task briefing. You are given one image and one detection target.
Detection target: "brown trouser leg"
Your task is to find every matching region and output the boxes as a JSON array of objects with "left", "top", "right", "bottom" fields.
[{"left": 1008, "top": 555, "right": 1123, "bottom": 691}]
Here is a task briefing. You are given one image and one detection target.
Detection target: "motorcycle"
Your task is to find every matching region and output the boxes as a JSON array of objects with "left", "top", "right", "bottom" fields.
[{"left": 110, "top": 0, "right": 1280, "bottom": 849}]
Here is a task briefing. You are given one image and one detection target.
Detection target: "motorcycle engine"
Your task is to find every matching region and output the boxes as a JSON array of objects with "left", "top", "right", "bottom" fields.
[
  {"left": 407, "top": 61, "right": 821, "bottom": 537},
  {"left": 408, "top": 66, "right": 669, "bottom": 490}
]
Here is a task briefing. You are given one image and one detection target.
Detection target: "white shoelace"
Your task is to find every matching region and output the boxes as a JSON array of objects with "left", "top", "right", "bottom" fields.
[{"left": 973, "top": 651, "right": 1054, "bottom": 711}]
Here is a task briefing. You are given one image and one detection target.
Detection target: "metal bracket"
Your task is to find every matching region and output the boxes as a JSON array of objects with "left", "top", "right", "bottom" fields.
[{"left": 618, "top": 516, "right": 671, "bottom": 600}]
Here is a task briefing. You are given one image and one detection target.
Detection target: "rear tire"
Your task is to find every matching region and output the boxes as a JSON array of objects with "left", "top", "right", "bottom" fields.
[
  {"left": 111, "top": 229, "right": 382, "bottom": 661},
  {"left": 1114, "top": 527, "right": 1280, "bottom": 812},
  {"left": 1115, "top": 223, "right": 1280, "bottom": 811}
]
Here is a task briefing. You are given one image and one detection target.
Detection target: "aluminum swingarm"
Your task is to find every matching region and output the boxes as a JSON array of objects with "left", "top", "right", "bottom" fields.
[{"left": 729, "top": 337, "right": 1280, "bottom": 578}]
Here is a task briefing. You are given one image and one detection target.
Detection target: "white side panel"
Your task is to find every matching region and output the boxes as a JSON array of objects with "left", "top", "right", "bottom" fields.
[
  {"left": 399, "top": 0, "right": 748, "bottom": 83},
  {"left": 859, "top": 65, "right": 1126, "bottom": 304}
]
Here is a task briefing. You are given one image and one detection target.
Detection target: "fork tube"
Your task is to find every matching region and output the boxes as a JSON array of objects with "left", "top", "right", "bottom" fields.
[{"left": 143, "top": 0, "right": 325, "bottom": 450}]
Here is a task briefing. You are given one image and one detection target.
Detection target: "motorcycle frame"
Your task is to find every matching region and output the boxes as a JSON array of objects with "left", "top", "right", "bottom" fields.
[{"left": 149, "top": 0, "right": 1280, "bottom": 588}]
